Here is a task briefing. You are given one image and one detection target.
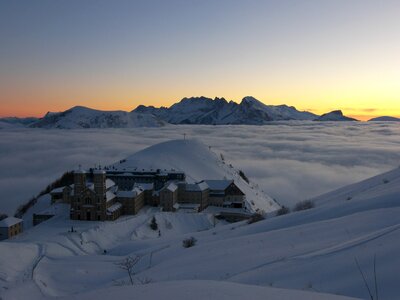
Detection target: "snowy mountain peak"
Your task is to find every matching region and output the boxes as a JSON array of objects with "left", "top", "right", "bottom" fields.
[
  {"left": 240, "top": 96, "right": 267, "bottom": 110},
  {"left": 241, "top": 96, "right": 263, "bottom": 105}
]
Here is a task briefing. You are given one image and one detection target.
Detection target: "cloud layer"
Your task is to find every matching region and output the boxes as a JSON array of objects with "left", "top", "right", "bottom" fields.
[{"left": 1, "top": 122, "right": 399, "bottom": 215}]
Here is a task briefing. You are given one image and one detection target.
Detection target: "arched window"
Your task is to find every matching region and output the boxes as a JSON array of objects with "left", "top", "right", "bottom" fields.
[{"left": 85, "top": 197, "right": 91, "bottom": 205}]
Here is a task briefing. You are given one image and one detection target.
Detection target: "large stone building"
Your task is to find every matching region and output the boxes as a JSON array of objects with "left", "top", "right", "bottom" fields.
[
  {"left": 0, "top": 217, "right": 23, "bottom": 240},
  {"left": 53, "top": 168, "right": 246, "bottom": 222},
  {"left": 70, "top": 170, "right": 146, "bottom": 221}
]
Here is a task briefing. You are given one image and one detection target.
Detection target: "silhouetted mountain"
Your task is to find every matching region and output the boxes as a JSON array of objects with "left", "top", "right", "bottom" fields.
[
  {"left": 314, "top": 110, "right": 358, "bottom": 121},
  {"left": 134, "top": 96, "right": 317, "bottom": 124}
]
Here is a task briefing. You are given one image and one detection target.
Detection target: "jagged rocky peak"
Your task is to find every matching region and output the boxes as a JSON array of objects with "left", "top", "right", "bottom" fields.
[
  {"left": 178, "top": 96, "right": 228, "bottom": 104},
  {"left": 240, "top": 96, "right": 265, "bottom": 106},
  {"left": 329, "top": 110, "right": 344, "bottom": 115},
  {"left": 315, "top": 110, "right": 358, "bottom": 121}
]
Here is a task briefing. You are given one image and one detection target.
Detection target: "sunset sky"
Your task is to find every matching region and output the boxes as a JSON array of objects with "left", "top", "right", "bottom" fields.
[{"left": 0, "top": 0, "right": 399, "bottom": 120}]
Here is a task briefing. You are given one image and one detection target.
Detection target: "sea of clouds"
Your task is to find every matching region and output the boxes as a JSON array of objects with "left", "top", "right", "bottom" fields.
[{"left": 0, "top": 122, "right": 399, "bottom": 215}]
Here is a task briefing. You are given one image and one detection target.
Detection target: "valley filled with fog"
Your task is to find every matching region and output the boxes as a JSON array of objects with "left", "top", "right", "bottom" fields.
[{"left": 1, "top": 121, "right": 399, "bottom": 215}]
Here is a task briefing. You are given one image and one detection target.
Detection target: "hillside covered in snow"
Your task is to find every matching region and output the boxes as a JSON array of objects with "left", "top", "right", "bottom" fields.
[
  {"left": 111, "top": 139, "right": 279, "bottom": 213},
  {"left": 1, "top": 163, "right": 400, "bottom": 299}
]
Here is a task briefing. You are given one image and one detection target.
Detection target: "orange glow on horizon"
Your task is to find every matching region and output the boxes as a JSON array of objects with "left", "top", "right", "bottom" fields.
[{"left": 1, "top": 94, "right": 399, "bottom": 122}]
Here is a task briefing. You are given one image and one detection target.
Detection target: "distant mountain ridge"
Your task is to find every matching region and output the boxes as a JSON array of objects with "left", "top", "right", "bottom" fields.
[
  {"left": 29, "top": 106, "right": 166, "bottom": 129},
  {"left": 134, "top": 96, "right": 318, "bottom": 125},
  {"left": 1, "top": 96, "right": 361, "bottom": 129},
  {"left": 314, "top": 110, "right": 358, "bottom": 122},
  {"left": 368, "top": 116, "right": 400, "bottom": 122}
]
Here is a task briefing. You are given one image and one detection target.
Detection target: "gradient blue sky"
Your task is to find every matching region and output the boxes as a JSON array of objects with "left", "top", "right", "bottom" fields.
[{"left": 1, "top": 0, "right": 399, "bottom": 119}]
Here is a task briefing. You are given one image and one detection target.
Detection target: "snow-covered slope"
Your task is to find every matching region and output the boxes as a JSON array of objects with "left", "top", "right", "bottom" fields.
[
  {"left": 112, "top": 139, "right": 279, "bottom": 213},
  {"left": 66, "top": 280, "right": 359, "bottom": 300},
  {"left": 30, "top": 106, "right": 166, "bottom": 129},
  {"left": 134, "top": 96, "right": 317, "bottom": 124},
  {"left": 311, "top": 166, "right": 400, "bottom": 208},
  {"left": 368, "top": 116, "right": 400, "bottom": 122},
  {"left": 1, "top": 167, "right": 400, "bottom": 299},
  {"left": 314, "top": 110, "right": 358, "bottom": 121}
]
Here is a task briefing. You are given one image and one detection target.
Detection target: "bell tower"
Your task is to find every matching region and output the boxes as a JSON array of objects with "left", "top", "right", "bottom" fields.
[
  {"left": 74, "top": 169, "right": 86, "bottom": 197},
  {"left": 93, "top": 169, "right": 106, "bottom": 198}
]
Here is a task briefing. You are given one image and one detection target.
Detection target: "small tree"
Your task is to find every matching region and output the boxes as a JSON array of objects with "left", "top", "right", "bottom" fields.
[
  {"left": 294, "top": 200, "right": 315, "bottom": 212},
  {"left": 238, "top": 170, "right": 249, "bottom": 184},
  {"left": 276, "top": 206, "right": 290, "bottom": 216},
  {"left": 115, "top": 255, "right": 141, "bottom": 285},
  {"left": 182, "top": 237, "right": 197, "bottom": 248},
  {"left": 150, "top": 216, "right": 158, "bottom": 231},
  {"left": 247, "top": 212, "right": 265, "bottom": 224}
]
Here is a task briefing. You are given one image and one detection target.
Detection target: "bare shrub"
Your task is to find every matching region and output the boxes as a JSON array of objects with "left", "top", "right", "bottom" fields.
[
  {"left": 238, "top": 170, "right": 249, "bottom": 184},
  {"left": 115, "top": 255, "right": 141, "bottom": 285},
  {"left": 182, "top": 236, "right": 197, "bottom": 248},
  {"left": 149, "top": 216, "right": 158, "bottom": 231},
  {"left": 276, "top": 206, "right": 290, "bottom": 216},
  {"left": 247, "top": 213, "right": 265, "bottom": 224},
  {"left": 294, "top": 200, "right": 315, "bottom": 212}
]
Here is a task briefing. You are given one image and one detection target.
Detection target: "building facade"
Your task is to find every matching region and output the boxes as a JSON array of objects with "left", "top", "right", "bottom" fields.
[
  {"left": 70, "top": 170, "right": 121, "bottom": 221},
  {"left": 65, "top": 168, "right": 245, "bottom": 222},
  {"left": 160, "top": 183, "right": 179, "bottom": 211},
  {"left": 205, "top": 180, "right": 245, "bottom": 208},
  {"left": 0, "top": 217, "right": 23, "bottom": 240}
]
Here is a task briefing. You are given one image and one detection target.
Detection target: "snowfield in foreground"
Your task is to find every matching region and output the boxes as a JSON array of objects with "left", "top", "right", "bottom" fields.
[
  {"left": 64, "top": 280, "right": 359, "bottom": 300},
  {"left": 1, "top": 166, "right": 400, "bottom": 299}
]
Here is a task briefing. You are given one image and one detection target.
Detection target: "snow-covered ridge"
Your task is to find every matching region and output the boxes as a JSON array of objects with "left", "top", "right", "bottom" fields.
[
  {"left": 2, "top": 97, "right": 363, "bottom": 128},
  {"left": 29, "top": 106, "right": 166, "bottom": 129},
  {"left": 134, "top": 96, "right": 318, "bottom": 124},
  {"left": 113, "top": 139, "right": 280, "bottom": 213}
]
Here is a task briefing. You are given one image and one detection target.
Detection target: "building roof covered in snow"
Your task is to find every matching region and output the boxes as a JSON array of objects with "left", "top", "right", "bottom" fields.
[
  {"left": 185, "top": 181, "right": 209, "bottom": 192},
  {"left": 116, "top": 187, "right": 143, "bottom": 198},
  {"left": 50, "top": 186, "right": 66, "bottom": 194},
  {"left": 164, "top": 182, "right": 178, "bottom": 192},
  {"left": 93, "top": 169, "right": 106, "bottom": 174},
  {"left": 134, "top": 183, "right": 154, "bottom": 191},
  {"left": 204, "top": 180, "right": 234, "bottom": 191},
  {"left": 0, "top": 217, "right": 23, "bottom": 227},
  {"left": 106, "top": 191, "right": 116, "bottom": 202},
  {"left": 107, "top": 202, "right": 122, "bottom": 214},
  {"left": 105, "top": 179, "right": 116, "bottom": 190}
]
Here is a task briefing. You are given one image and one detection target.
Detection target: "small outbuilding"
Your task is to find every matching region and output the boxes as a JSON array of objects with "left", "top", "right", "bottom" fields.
[{"left": 0, "top": 217, "right": 23, "bottom": 241}]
